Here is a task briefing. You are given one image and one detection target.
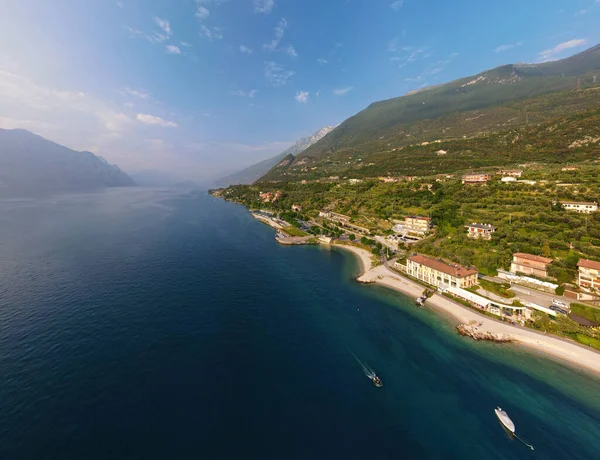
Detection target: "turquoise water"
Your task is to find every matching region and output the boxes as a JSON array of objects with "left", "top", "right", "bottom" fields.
[{"left": 0, "top": 188, "right": 598, "bottom": 459}]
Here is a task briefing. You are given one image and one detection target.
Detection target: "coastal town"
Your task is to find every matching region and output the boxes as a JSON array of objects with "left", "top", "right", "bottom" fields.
[{"left": 211, "top": 163, "right": 600, "bottom": 359}]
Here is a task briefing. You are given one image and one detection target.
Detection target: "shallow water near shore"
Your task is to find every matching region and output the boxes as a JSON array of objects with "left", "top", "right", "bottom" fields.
[{"left": 0, "top": 188, "right": 598, "bottom": 459}]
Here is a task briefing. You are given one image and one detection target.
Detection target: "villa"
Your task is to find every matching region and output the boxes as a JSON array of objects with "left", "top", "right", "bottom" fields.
[
  {"left": 577, "top": 259, "right": 600, "bottom": 291},
  {"left": 510, "top": 253, "right": 553, "bottom": 278},
  {"left": 465, "top": 223, "right": 497, "bottom": 240}
]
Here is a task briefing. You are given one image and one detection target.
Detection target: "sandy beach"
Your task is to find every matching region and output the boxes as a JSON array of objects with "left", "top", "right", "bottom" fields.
[{"left": 333, "top": 244, "right": 600, "bottom": 377}]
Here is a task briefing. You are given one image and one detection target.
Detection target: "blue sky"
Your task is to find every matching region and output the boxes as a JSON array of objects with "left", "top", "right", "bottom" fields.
[{"left": 1, "top": 0, "right": 599, "bottom": 181}]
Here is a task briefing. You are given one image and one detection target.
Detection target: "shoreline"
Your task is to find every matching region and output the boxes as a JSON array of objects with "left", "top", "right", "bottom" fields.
[{"left": 332, "top": 243, "right": 600, "bottom": 378}]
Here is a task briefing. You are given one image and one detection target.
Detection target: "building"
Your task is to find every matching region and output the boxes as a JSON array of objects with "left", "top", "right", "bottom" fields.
[
  {"left": 405, "top": 254, "right": 478, "bottom": 289},
  {"left": 291, "top": 204, "right": 303, "bottom": 212},
  {"left": 348, "top": 179, "right": 363, "bottom": 184},
  {"left": 501, "top": 176, "right": 517, "bottom": 183},
  {"left": 462, "top": 174, "right": 491, "bottom": 185},
  {"left": 465, "top": 223, "right": 497, "bottom": 240},
  {"left": 510, "top": 253, "right": 553, "bottom": 278},
  {"left": 405, "top": 216, "right": 431, "bottom": 233},
  {"left": 577, "top": 259, "right": 600, "bottom": 291},
  {"left": 319, "top": 210, "right": 370, "bottom": 235},
  {"left": 561, "top": 166, "right": 578, "bottom": 171},
  {"left": 392, "top": 216, "right": 431, "bottom": 239},
  {"left": 559, "top": 201, "right": 598, "bottom": 213},
  {"left": 499, "top": 169, "right": 523, "bottom": 177}
]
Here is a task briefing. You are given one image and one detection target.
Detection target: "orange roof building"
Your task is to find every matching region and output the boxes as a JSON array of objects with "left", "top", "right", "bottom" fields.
[
  {"left": 406, "top": 254, "right": 478, "bottom": 289},
  {"left": 510, "top": 253, "right": 553, "bottom": 278}
]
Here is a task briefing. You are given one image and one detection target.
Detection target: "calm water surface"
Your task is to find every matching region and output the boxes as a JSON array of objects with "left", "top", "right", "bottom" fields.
[{"left": 0, "top": 188, "right": 598, "bottom": 459}]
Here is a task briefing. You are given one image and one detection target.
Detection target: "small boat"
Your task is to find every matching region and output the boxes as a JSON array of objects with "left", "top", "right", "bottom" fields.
[
  {"left": 494, "top": 407, "right": 535, "bottom": 450},
  {"left": 494, "top": 407, "right": 515, "bottom": 433},
  {"left": 370, "top": 375, "right": 383, "bottom": 388},
  {"left": 415, "top": 295, "right": 427, "bottom": 306}
]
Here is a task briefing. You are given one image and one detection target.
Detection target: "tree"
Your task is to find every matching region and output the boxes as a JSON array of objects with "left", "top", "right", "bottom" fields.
[
  {"left": 542, "top": 241, "right": 551, "bottom": 258},
  {"left": 349, "top": 234, "right": 356, "bottom": 241}
]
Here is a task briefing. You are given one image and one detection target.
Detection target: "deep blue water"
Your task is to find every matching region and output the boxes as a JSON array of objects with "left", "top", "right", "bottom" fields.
[{"left": 0, "top": 188, "right": 599, "bottom": 459}]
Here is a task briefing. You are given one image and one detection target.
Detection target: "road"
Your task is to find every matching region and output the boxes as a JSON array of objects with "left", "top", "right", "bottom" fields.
[{"left": 480, "top": 275, "right": 565, "bottom": 307}]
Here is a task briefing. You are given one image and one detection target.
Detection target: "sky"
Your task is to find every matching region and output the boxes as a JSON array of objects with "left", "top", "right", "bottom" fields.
[{"left": 1, "top": 0, "right": 600, "bottom": 182}]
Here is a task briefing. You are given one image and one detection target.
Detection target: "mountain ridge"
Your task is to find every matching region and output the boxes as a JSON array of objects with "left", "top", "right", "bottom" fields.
[
  {"left": 0, "top": 128, "right": 135, "bottom": 196},
  {"left": 217, "top": 125, "right": 335, "bottom": 186},
  {"left": 259, "top": 44, "right": 600, "bottom": 182}
]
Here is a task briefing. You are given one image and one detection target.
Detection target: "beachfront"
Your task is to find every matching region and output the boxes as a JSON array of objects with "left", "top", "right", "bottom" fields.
[{"left": 334, "top": 244, "right": 600, "bottom": 377}]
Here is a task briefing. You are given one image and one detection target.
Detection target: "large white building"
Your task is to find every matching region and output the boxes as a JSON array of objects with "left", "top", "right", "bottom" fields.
[
  {"left": 405, "top": 254, "right": 478, "bottom": 289},
  {"left": 560, "top": 201, "right": 598, "bottom": 213}
]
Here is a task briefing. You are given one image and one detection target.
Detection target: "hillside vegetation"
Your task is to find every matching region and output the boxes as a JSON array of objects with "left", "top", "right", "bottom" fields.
[{"left": 260, "top": 44, "right": 600, "bottom": 182}]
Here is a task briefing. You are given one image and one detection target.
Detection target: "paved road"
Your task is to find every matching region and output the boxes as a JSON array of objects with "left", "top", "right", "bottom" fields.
[
  {"left": 510, "top": 285, "right": 565, "bottom": 307},
  {"left": 481, "top": 275, "right": 564, "bottom": 307}
]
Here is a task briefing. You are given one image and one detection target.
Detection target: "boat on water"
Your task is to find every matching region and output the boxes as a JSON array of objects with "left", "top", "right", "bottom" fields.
[
  {"left": 370, "top": 375, "right": 383, "bottom": 388},
  {"left": 495, "top": 407, "right": 515, "bottom": 433}
]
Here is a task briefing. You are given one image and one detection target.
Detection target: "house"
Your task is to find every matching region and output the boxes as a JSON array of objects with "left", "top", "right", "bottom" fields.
[
  {"left": 465, "top": 223, "right": 497, "bottom": 240},
  {"left": 348, "top": 179, "right": 363, "bottom": 184},
  {"left": 462, "top": 174, "right": 491, "bottom": 185},
  {"left": 510, "top": 253, "right": 553, "bottom": 278},
  {"left": 562, "top": 166, "right": 578, "bottom": 171},
  {"left": 499, "top": 169, "right": 523, "bottom": 177},
  {"left": 559, "top": 201, "right": 598, "bottom": 213},
  {"left": 577, "top": 259, "right": 600, "bottom": 291},
  {"left": 392, "top": 216, "right": 431, "bottom": 239},
  {"left": 405, "top": 216, "right": 431, "bottom": 233},
  {"left": 405, "top": 254, "right": 478, "bottom": 289},
  {"left": 291, "top": 204, "right": 303, "bottom": 212},
  {"left": 501, "top": 176, "right": 517, "bottom": 183}
]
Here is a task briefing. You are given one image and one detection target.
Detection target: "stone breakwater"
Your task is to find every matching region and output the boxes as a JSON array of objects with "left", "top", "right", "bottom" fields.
[{"left": 456, "top": 322, "right": 514, "bottom": 343}]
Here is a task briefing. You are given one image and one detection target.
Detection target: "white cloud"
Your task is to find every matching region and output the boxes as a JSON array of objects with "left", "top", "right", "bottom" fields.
[
  {"left": 124, "top": 88, "right": 149, "bottom": 99},
  {"left": 538, "top": 38, "right": 587, "bottom": 62},
  {"left": 230, "top": 89, "right": 258, "bottom": 98},
  {"left": 124, "top": 26, "right": 168, "bottom": 44},
  {"left": 264, "top": 18, "right": 287, "bottom": 51},
  {"left": 333, "top": 87, "right": 353, "bottom": 95},
  {"left": 295, "top": 91, "right": 309, "bottom": 103},
  {"left": 196, "top": 6, "right": 210, "bottom": 19},
  {"left": 166, "top": 45, "right": 181, "bottom": 54},
  {"left": 264, "top": 61, "right": 295, "bottom": 87},
  {"left": 286, "top": 45, "right": 298, "bottom": 57},
  {"left": 180, "top": 42, "right": 192, "bottom": 47},
  {"left": 200, "top": 25, "right": 223, "bottom": 40},
  {"left": 136, "top": 113, "right": 178, "bottom": 128},
  {"left": 494, "top": 42, "right": 522, "bottom": 53},
  {"left": 153, "top": 17, "right": 172, "bottom": 37},
  {"left": 391, "top": 1, "right": 404, "bottom": 11},
  {"left": 254, "top": 0, "right": 275, "bottom": 14},
  {"left": 240, "top": 45, "right": 253, "bottom": 54},
  {"left": 116, "top": 1, "right": 124, "bottom": 8},
  {"left": 317, "top": 58, "right": 328, "bottom": 64}
]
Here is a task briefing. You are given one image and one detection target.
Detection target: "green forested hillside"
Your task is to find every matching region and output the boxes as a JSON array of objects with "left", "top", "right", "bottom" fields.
[
  {"left": 260, "top": 102, "right": 600, "bottom": 182},
  {"left": 259, "top": 44, "right": 600, "bottom": 182}
]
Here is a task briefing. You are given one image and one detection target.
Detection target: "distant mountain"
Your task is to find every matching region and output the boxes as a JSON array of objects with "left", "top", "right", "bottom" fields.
[
  {"left": 0, "top": 129, "right": 135, "bottom": 196},
  {"left": 217, "top": 125, "right": 335, "bottom": 186},
  {"left": 260, "top": 44, "right": 600, "bottom": 182}
]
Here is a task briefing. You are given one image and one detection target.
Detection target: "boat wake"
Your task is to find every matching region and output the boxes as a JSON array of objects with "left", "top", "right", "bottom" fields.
[{"left": 350, "top": 351, "right": 377, "bottom": 378}]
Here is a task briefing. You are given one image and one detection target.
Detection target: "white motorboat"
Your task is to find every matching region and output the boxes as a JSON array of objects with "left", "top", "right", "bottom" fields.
[{"left": 494, "top": 407, "right": 515, "bottom": 433}]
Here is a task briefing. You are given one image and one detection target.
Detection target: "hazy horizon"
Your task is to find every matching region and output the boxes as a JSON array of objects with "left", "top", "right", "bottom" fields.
[{"left": 1, "top": 0, "right": 599, "bottom": 182}]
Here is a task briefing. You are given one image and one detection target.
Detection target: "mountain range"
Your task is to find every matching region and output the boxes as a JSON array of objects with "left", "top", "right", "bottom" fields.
[
  {"left": 260, "top": 44, "right": 600, "bottom": 182},
  {"left": 217, "top": 126, "right": 335, "bottom": 186},
  {"left": 0, "top": 129, "right": 135, "bottom": 196}
]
